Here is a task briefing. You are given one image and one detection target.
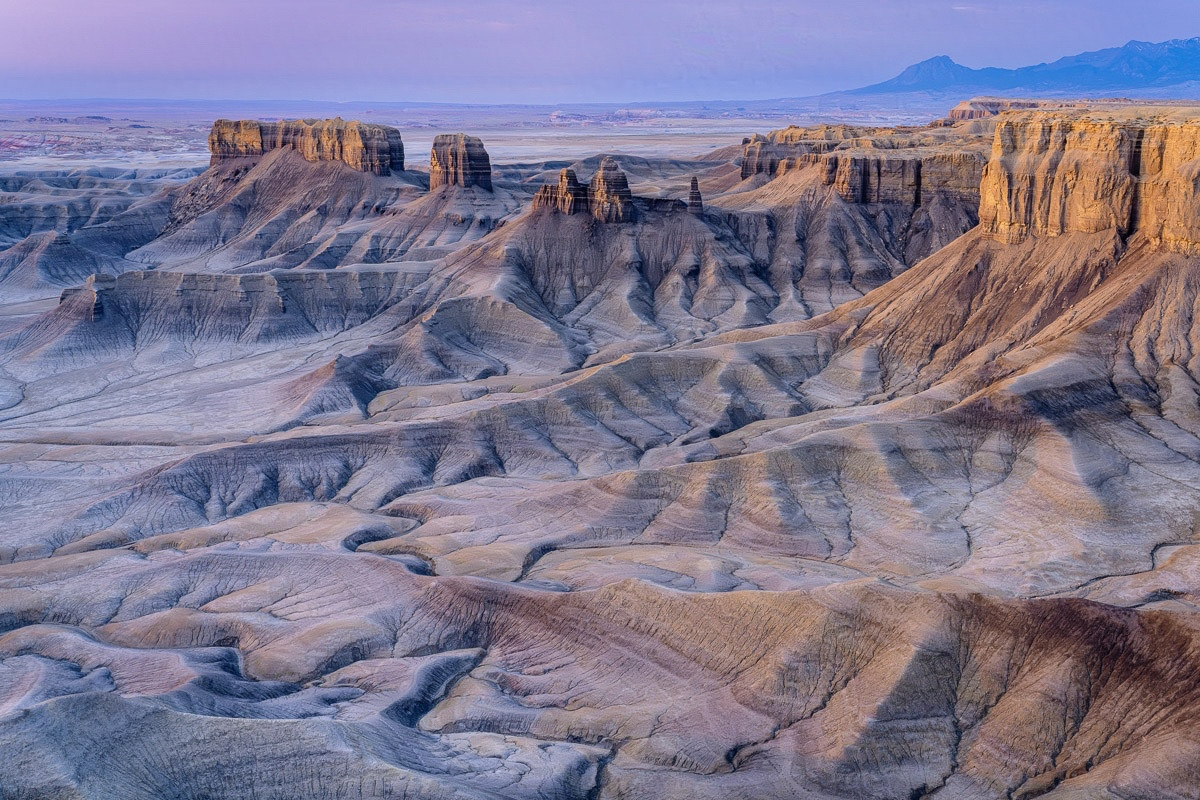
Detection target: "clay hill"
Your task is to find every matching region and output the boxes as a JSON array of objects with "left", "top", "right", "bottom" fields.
[{"left": 7, "top": 103, "right": 1200, "bottom": 798}]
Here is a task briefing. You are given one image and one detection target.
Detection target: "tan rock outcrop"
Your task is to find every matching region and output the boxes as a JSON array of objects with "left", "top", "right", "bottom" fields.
[
  {"left": 979, "top": 118, "right": 1140, "bottom": 241},
  {"left": 531, "top": 168, "right": 589, "bottom": 215},
  {"left": 1128, "top": 123, "right": 1200, "bottom": 251},
  {"left": 740, "top": 123, "right": 988, "bottom": 210},
  {"left": 829, "top": 155, "right": 922, "bottom": 204},
  {"left": 946, "top": 98, "right": 1050, "bottom": 121},
  {"left": 919, "top": 151, "right": 989, "bottom": 203},
  {"left": 530, "top": 157, "right": 634, "bottom": 223},
  {"left": 588, "top": 157, "right": 634, "bottom": 223},
  {"left": 774, "top": 151, "right": 983, "bottom": 207},
  {"left": 739, "top": 134, "right": 783, "bottom": 179},
  {"left": 740, "top": 125, "right": 896, "bottom": 180},
  {"left": 979, "top": 115, "right": 1200, "bottom": 251},
  {"left": 429, "top": 133, "right": 492, "bottom": 191},
  {"left": 208, "top": 118, "right": 404, "bottom": 175}
]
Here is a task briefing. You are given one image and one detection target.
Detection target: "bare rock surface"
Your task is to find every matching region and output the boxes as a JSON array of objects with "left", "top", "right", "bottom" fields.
[
  {"left": 945, "top": 97, "right": 1055, "bottom": 120},
  {"left": 209, "top": 117, "right": 405, "bottom": 175},
  {"left": 688, "top": 176, "right": 704, "bottom": 214},
  {"left": 429, "top": 134, "right": 493, "bottom": 191},
  {"left": 531, "top": 158, "right": 634, "bottom": 223},
  {"left": 7, "top": 103, "right": 1200, "bottom": 798}
]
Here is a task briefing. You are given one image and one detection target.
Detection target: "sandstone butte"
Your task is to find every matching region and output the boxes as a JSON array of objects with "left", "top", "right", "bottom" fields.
[
  {"left": 208, "top": 117, "right": 405, "bottom": 175},
  {"left": 428, "top": 132, "right": 493, "bottom": 191}
]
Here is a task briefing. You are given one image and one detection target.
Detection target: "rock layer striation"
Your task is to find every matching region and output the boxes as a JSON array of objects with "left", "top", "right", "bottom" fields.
[
  {"left": 687, "top": 176, "right": 704, "bottom": 214},
  {"left": 740, "top": 124, "right": 988, "bottom": 210},
  {"left": 980, "top": 114, "right": 1200, "bottom": 251}
]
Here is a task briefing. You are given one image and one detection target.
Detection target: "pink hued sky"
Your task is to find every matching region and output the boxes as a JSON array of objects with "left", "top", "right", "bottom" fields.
[{"left": 3, "top": 0, "right": 1199, "bottom": 103}]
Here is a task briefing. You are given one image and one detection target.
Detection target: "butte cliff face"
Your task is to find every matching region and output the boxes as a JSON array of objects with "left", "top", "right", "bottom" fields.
[
  {"left": 980, "top": 115, "right": 1200, "bottom": 251},
  {"left": 739, "top": 124, "right": 867, "bottom": 178},
  {"left": 208, "top": 117, "right": 405, "bottom": 175},
  {"left": 428, "top": 133, "right": 493, "bottom": 191},
  {"left": 740, "top": 123, "right": 987, "bottom": 209}
]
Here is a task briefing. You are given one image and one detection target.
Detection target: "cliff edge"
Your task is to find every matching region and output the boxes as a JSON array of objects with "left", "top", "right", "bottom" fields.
[{"left": 980, "top": 114, "right": 1200, "bottom": 252}]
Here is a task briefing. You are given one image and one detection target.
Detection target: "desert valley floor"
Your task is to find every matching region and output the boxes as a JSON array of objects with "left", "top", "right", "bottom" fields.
[{"left": 3, "top": 99, "right": 1200, "bottom": 798}]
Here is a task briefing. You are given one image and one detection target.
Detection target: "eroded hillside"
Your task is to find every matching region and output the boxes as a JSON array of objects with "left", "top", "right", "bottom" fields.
[{"left": 4, "top": 103, "right": 1200, "bottom": 798}]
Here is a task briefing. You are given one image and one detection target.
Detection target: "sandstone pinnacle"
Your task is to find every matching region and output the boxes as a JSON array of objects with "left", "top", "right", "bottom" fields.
[
  {"left": 531, "top": 158, "right": 635, "bottom": 223},
  {"left": 688, "top": 176, "right": 703, "bottom": 214}
]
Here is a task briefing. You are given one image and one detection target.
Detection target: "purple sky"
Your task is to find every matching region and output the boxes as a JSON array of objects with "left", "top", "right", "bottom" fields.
[{"left": 3, "top": 0, "right": 1199, "bottom": 103}]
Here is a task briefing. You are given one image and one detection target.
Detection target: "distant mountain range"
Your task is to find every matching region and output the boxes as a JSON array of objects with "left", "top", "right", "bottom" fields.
[{"left": 849, "top": 37, "right": 1200, "bottom": 97}]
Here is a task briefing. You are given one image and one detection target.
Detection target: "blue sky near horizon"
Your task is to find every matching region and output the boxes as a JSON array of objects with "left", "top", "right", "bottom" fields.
[{"left": 2, "top": 0, "right": 1199, "bottom": 103}]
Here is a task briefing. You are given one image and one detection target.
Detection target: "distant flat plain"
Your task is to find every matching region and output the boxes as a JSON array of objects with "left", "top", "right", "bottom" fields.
[{"left": 0, "top": 96, "right": 948, "bottom": 167}]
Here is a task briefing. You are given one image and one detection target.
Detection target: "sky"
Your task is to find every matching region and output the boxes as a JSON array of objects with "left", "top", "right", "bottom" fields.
[{"left": 2, "top": 0, "right": 1199, "bottom": 103}]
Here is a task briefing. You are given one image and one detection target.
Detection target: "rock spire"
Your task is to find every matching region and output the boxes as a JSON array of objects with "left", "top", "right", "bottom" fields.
[
  {"left": 531, "top": 157, "right": 635, "bottom": 223},
  {"left": 687, "top": 177, "right": 703, "bottom": 214}
]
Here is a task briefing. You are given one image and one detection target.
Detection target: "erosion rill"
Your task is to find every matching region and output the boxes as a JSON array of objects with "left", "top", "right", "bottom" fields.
[{"left": 8, "top": 104, "right": 1200, "bottom": 799}]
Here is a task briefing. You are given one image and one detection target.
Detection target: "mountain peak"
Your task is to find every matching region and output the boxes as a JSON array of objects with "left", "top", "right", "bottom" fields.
[
  {"left": 888, "top": 55, "right": 972, "bottom": 87},
  {"left": 852, "top": 36, "right": 1200, "bottom": 97}
]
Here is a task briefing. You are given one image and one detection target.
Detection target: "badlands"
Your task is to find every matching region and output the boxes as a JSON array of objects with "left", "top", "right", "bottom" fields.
[{"left": 3, "top": 101, "right": 1200, "bottom": 798}]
